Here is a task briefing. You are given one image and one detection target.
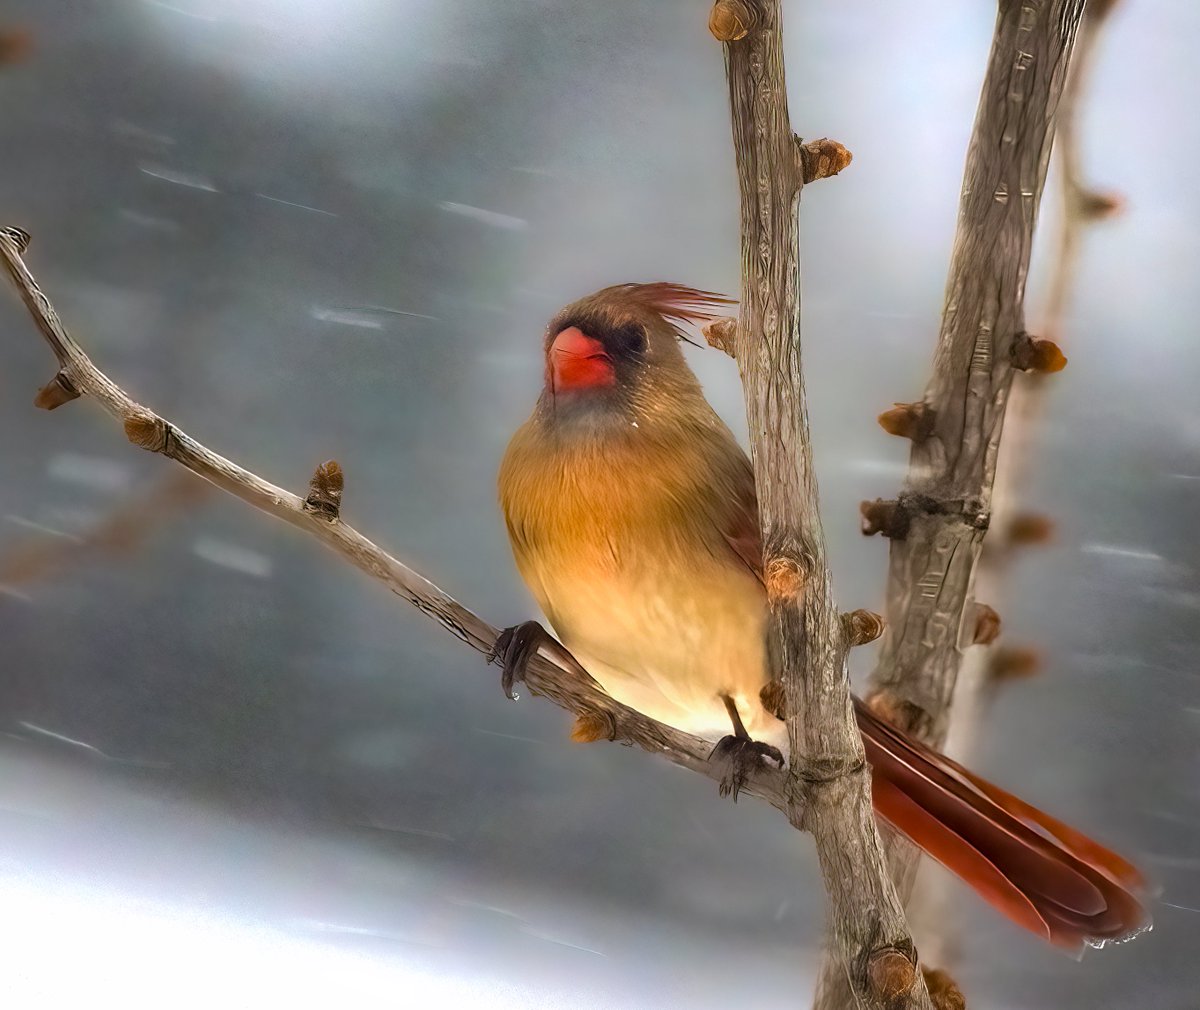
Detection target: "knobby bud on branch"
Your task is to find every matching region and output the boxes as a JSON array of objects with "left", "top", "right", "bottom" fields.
[
  {"left": 304, "top": 460, "right": 345, "bottom": 520},
  {"left": 707, "top": 0, "right": 756, "bottom": 42}
]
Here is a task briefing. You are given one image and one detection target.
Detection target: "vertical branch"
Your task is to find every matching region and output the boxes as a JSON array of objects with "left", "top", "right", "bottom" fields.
[
  {"left": 908, "top": 0, "right": 1123, "bottom": 969},
  {"left": 712, "top": 3, "right": 932, "bottom": 1007},
  {"left": 865, "top": 0, "right": 1084, "bottom": 750},
  {"left": 816, "top": 2, "right": 1085, "bottom": 1006}
]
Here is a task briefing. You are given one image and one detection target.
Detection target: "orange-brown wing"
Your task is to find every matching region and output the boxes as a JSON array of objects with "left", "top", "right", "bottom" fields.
[{"left": 720, "top": 454, "right": 766, "bottom": 585}]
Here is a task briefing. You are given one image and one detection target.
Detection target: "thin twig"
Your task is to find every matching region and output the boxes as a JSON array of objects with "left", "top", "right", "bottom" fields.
[
  {"left": 0, "top": 226, "right": 789, "bottom": 809},
  {"left": 1043, "top": 0, "right": 1124, "bottom": 341},
  {"left": 713, "top": 3, "right": 932, "bottom": 1007}
]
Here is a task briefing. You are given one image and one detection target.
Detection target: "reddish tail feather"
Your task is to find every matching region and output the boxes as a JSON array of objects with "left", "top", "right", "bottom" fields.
[{"left": 855, "top": 697, "right": 1151, "bottom": 954}]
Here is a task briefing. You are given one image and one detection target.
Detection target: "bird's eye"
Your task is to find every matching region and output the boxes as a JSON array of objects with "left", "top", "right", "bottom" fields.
[{"left": 611, "top": 323, "right": 647, "bottom": 358}]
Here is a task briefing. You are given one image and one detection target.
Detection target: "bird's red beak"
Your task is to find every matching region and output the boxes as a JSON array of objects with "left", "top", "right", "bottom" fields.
[{"left": 549, "top": 326, "right": 615, "bottom": 393}]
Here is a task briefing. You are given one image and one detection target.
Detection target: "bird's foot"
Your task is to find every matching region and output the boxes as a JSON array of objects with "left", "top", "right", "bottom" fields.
[
  {"left": 488, "top": 620, "right": 552, "bottom": 700},
  {"left": 708, "top": 735, "right": 784, "bottom": 801}
]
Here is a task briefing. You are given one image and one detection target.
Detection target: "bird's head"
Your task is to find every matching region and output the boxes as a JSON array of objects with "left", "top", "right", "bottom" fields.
[{"left": 540, "top": 282, "right": 734, "bottom": 423}]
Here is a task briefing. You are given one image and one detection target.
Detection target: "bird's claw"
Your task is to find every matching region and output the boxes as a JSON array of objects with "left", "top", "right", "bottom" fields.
[
  {"left": 709, "top": 735, "right": 784, "bottom": 801},
  {"left": 489, "top": 620, "right": 550, "bottom": 700}
]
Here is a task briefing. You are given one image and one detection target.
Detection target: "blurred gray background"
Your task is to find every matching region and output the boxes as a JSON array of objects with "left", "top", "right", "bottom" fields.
[{"left": 1, "top": 1, "right": 1197, "bottom": 1007}]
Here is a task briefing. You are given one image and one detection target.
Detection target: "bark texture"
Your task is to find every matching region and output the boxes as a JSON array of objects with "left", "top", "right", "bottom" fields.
[
  {"left": 867, "top": 0, "right": 1084, "bottom": 746},
  {"left": 907, "top": 0, "right": 1122, "bottom": 969},
  {"left": 715, "top": 4, "right": 932, "bottom": 1007},
  {"left": 815, "top": 2, "right": 1086, "bottom": 1007}
]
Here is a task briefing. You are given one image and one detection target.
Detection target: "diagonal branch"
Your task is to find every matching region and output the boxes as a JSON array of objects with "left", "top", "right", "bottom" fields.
[
  {"left": 0, "top": 225, "right": 790, "bottom": 810},
  {"left": 712, "top": 3, "right": 932, "bottom": 1007}
]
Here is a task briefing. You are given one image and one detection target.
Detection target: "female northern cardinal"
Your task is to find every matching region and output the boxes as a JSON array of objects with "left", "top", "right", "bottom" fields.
[{"left": 494, "top": 281, "right": 1149, "bottom": 953}]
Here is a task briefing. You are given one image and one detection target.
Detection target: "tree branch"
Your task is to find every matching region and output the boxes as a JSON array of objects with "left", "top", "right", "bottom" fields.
[
  {"left": 864, "top": 0, "right": 1084, "bottom": 767},
  {"left": 907, "top": 0, "right": 1123, "bottom": 970},
  {"left": 712, "top": 3, "right": 932, "bottom": 1007},
  {"left": 816, "top": 2, "right": 1086, "bottom": 1006},
  {"left": 866, "top": 0, "right": 1085, "bottom": 735},
  {"left": 0, "top": 225, "right": 792, "bottom": 809}
]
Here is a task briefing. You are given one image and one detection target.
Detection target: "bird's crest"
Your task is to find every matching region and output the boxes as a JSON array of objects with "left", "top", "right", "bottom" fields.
[{"left": 602, "top": 282, "right": 736, "bottom": 345}]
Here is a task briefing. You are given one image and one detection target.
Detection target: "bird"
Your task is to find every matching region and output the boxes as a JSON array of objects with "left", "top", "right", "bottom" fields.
[{"left": 493, "top": 281, "right": 1150, "bottom": 954}]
